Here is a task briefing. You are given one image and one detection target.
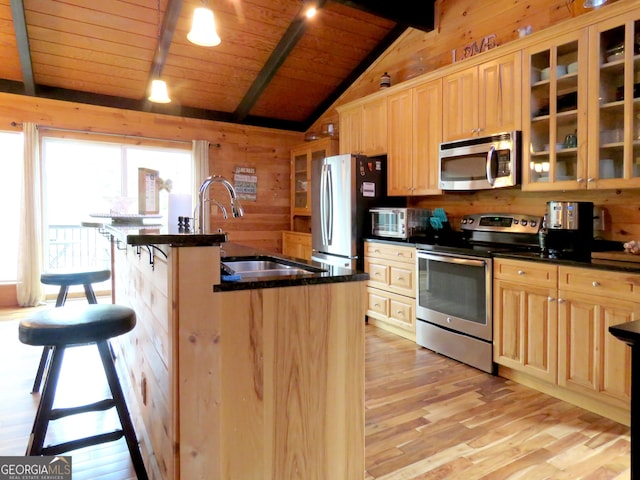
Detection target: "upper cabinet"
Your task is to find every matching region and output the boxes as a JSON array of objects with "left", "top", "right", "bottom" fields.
[
  {"left": 523, "top": 30, "right": 588, "bottom": 190},
  {"left": 587, "top": 12, "right": 640, "bottom": 189},
  {"left": 387, "top": 79, "right": 443, "bottom": 196},
  {"left": 443, "top": 52, "right": 522, "bottom": 142},
  {"left": 289, "top": 137, "right": 337, "bottom": 231},
  {"left": 339, "top": 95, "right": 387, "bottom": 156}
]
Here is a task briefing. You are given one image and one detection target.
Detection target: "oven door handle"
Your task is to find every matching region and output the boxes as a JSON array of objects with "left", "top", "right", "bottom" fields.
[{"left": 417, "top": 252, "right": 487, "bottom": 268}]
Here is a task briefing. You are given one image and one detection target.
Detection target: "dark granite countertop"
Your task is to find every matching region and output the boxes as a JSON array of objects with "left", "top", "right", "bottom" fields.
[
  {"left": 103, "top": 223, "right": 227, "bottom": 247},
  {"left": 493, "top": 251, "right": 640, "bottom": 274},
  {"left": 609, "top": 320, "right": 640, "bottom": 347},
  {"left": 215, "top": 242, "right": 369, "bottom": 292}
]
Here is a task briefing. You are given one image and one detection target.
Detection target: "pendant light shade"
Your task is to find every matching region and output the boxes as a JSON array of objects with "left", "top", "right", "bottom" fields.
[
  {"left": 188, "top": 7, "right": 221, "bottom": 47},
  {"left": 583, "top": 0, "right": 607, "bottom": 8},
  {"left": 149, "top": 79, "right": 171, "bottom": 103}
]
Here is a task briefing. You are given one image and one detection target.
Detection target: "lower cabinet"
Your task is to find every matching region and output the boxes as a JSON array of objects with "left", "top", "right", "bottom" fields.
[
  {"left": 364, "top": 241, "right": 416, "bottom": 341},
  {"left": 494, "top": 258, "right": 634, "bottom": 425},
  {"left": 282, "top": 231, "right": 312, "bottom": 261}
]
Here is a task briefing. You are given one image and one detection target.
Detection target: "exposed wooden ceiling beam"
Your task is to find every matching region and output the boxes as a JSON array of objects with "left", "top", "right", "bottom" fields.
[
  {"left": 330, "top": 0, "right": 435, "bottom": 32},
  {"left": 232, "top": 0, "right": 329, "bottom": 123},
  {"left": 143, "top": 0, "right": 184, "bottom": 109},
  {"left": 9, "top": 0, "right": 35, "bottom": 96}
]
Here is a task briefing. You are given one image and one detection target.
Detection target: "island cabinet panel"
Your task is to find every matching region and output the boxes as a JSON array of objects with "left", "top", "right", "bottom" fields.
[
  {"left": 178, "top": 281, "right": 365, "bottom": 480},
  {"left": 112, "top": 239, "right": 366, "bottom": 480},
  {"left": 112, "top": 243, "right": 175, "bottom": 480}
]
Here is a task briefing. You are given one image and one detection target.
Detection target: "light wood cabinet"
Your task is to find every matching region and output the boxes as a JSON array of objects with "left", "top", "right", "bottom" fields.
[
  {"left": 387, "top": 79, "right": 442, "bottom": 196},
  {"left": 557, "top": 266, "right": 637, "bottom": 409},
  {"left": 494, "top": 258, "right": 633, "bottom": 424},
  {"left": 289, "top": 137, "right": 337, "bottom": 232},
  {"left": 281, "top": 231, "right": 311, "bottom": 261},
  {"left": 364, "top": 241, "right": 416, "bottom": 341},
  {"left": 338, "top": 95, "right": 387, "bottom": 156},
  {"left": 586, "top": 11, "right": 640, "bottom": 189},
  {"left": 522, "top": 29, "right": 589, "bottom": 190},
  {"left": 443, "top": 52, "right": 522, "bottom": 142},
  {"left": 493, "top": 259, "right": 558, "bottom": 384}
]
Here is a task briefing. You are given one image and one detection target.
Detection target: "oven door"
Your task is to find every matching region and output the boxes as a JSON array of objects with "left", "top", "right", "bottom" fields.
[{"left": 416, "top": 250, "right": 492, "bottom": 341}]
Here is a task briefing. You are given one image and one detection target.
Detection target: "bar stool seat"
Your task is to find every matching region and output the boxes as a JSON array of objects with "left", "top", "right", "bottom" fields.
[
  {"left": 19, "top": 304, "right": 148, "bottom": 480},
  {"left": 32, "top": 268, "right": 111, "bottom": 393},
  {"left": 41, "top": 269, "right": 111, "bottom": 307}
]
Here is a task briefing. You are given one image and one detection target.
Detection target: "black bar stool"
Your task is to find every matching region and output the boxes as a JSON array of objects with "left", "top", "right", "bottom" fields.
[
  {"left": 19, "top": 304, "right": 148, "bottom": 480},
  {"left": 33, "top": 269, "right": 111, "bottom": 393}
]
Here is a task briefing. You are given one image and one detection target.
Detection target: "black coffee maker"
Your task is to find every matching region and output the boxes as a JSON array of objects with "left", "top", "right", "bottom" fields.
[{"left": 542, "top": 201, "right": 593, "bottom": 261}]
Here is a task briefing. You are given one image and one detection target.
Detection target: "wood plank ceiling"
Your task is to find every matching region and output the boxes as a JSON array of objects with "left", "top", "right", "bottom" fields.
[{"left": 0, "top": 0, "right": 435, "bottom": 131}]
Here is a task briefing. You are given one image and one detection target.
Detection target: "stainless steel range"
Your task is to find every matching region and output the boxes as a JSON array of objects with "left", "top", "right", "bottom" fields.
[{"left": 415, "top": 213, "right": 542, "bottom": 374}]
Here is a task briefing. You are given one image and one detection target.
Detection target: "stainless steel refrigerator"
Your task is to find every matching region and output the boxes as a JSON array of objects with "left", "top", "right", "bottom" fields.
[{"left": 311, "top": 154, "right": 391, "bottom": 270}]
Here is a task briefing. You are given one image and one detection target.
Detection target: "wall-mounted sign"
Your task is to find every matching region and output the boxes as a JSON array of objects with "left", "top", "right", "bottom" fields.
[
  {"left": 138, "top": 168, "right": 160, "bottom": 214},
  {"left": 234, "top": 166, "right": 257, "bottom": 202},
  {"left": 452, "top": 34, "right": 498, "bottom": 63}
]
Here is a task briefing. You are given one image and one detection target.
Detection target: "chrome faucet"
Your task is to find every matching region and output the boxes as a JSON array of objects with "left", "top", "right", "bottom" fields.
[{"left": 197, "top": 175, "right": 244, "bottom": 234}]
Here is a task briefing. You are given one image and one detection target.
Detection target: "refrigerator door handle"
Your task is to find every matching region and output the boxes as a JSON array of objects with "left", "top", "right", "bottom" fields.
[
  {"left": 326, "top": 164, "right": 333, "bottom": 243},
  {"left": 320, "top": 163, "right": 330, "bottom": 245}
]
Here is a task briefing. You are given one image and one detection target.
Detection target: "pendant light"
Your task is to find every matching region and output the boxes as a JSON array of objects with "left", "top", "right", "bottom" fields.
[
  {"left": 188, "top": 5, "right": 221, "bottom": 47},
  {"left": 148, "top": 79, "right": 171, "bottom": 103},
  {"left": 583, "top": 0, "right": 607, "bottom": 8}
]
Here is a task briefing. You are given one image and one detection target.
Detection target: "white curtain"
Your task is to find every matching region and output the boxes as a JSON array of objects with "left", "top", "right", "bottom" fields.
[
  {"left": 17, "top": 122, "right": 44, "bottom": 307},
  {"left": 192, "top": 139, "right": 209, "bottom": 195}
]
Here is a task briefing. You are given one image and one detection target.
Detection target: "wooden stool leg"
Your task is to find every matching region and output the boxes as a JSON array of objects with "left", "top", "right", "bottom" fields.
[
  {"left": 26, "top": 347, "right": 65, "bottom": 456},
  {"left": 83, "top": 284, "right": 98, "bottom": 304},
  {"left": 31, "top": 346, "right": 53, "bottom": 394},
  {"left": 54, "top": 286, "right": 69, "bottom": 307},
  {"left": 97, "top": 341, "right": 148, "bottom": 480}
]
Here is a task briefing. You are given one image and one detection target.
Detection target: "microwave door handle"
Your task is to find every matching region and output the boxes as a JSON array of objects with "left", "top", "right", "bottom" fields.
[{"left": 486, "top": 146, "right": 496, "bottom": 186}]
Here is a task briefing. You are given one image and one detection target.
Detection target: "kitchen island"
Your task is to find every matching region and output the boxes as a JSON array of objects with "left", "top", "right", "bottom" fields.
[{"left": 106, "top": 225, "right": 367, "bottom": 480}]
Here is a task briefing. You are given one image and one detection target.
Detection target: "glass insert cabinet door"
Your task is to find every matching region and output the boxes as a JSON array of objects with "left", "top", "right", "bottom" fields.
[
  {"left": 523, "top": 29, "right": 588, "bottom": 190},
  {"left": 588, "top": 14, "right": 640, "bottom": 187}
]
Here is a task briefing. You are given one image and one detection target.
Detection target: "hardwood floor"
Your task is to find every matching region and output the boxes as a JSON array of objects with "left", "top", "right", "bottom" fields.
[{"left": 0, "top": 305, "right": 631, "bottom": 479}]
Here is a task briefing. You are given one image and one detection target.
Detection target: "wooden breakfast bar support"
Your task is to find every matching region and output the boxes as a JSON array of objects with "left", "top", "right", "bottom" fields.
[
  {"left": 609, "top": 320, "right": 640, "bottom": 480},
  {"left": 106, "top": 226, "right": 367, "bottom": 480}
]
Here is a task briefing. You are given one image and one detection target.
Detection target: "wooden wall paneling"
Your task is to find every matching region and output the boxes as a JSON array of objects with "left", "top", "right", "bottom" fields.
[
  {"left": 0, "top": 93, "right": 302, "bottom": 262},
  {"left": 0, "top": 284, "right": 17, "bottom": 307},
  {"left": 411, "top": 188, "right": 640, "bottom": 243}
]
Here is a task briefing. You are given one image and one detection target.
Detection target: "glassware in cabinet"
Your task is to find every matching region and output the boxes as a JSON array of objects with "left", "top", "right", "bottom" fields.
[{"left": 523, "top": 32, "right": 585, "bottom": 190}]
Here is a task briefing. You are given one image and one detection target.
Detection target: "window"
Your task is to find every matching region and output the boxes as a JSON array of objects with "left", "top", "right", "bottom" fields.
[
  {"left": 0, "top": 131, "right": 23, "bottom": 281},
  {"left": 41, "top": 135, "right": 192, "bottom": 294}
]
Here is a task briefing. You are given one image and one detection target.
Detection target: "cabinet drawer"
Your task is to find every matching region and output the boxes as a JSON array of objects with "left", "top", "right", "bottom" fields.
[
  {"left": 365, "top": 242, "right": 415, "bottom": 263},
  {"left": 365, "top": 260, "right": 388, "bottom": 286},
  {"left": 494, "top": 258, "right": 558, "bottom": 287},
  {"left": 389, "top": 264, "right": 414, "bottom": 292},
  {"left": 367, "top": 289, "right": 388, "bottom": 316},
  {"left": 559, "top": 266, "right": 640, "bottom": 301},
  {"left": 389, "top": 296, "right": 414, "bottom": 327}
]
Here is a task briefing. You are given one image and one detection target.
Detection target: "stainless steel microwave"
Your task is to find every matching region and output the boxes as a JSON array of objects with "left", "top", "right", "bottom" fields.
[
  {"left": 438, "top": 131, "right": 521, "bottom": 191},
  {"left": 370, "top": 208, "right": 430, "bottom": 240}
]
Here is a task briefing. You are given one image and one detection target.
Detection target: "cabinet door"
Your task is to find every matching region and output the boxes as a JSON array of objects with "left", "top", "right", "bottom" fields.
[
  {"left": 290, "top": 149, "right": 311, "bottom": 215},
  {"left": 339, "top": 106, "right": 363, "bottom": 154},
  {"left": 493, "top": 279, "right": 558, "bottom": 383},
  {"left": 387, "top": 88, "right": 413, "bottom": 195},
  {"left": 443, "top": 67, "right": 478, "bottom": 141},
  {"left": 362, "top": 97, "right": 387, "bottom": 156},
  {"left": 413, "top": 79, "right": 443, "bottom": 195},
  {"left": 588, "top": 13, "right": 640, "bottom": 189},
  {"left": 558, "top": 290, "right": 634, "bottom": 408},
  {"left": 478, "top": 52, "right": 522, "bottom": 136},
  {"left": 522, "top": 29, "right": 588, "bottom": 191}
]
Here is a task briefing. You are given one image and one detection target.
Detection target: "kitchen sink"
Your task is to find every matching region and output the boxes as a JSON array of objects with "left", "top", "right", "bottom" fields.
[{"left": 221, "top": 256, "right": 326, "bottom": 279}]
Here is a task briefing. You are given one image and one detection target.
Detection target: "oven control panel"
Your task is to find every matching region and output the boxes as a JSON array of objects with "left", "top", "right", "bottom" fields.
[{"left": 460, "top": 213, "right": 542, "bottom": 234}]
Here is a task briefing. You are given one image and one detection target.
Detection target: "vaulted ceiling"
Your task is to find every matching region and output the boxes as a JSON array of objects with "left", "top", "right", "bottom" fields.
[{"left": 0, "top": 0, "right": 436, "bottom": 131}]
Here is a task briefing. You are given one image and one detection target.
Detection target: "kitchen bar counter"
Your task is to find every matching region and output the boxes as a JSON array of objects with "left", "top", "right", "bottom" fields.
[
  {"left": 109, "top": 238, "right": 367, "bottom": 480},
  {"left": 104, "top": 223, "right": 228, "bottom": 247}
]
